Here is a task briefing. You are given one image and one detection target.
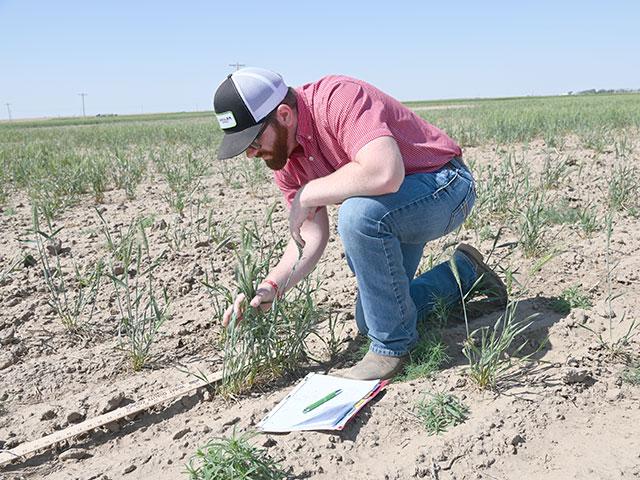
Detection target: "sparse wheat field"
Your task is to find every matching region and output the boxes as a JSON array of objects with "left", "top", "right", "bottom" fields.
[{"left": 1, "top": 94, "right": 639, "bottom": 479}]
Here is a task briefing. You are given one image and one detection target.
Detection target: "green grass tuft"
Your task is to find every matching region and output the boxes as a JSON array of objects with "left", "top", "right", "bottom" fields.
[
  {"left": 186, "top": 430, "right": 288, "bottom": 480},
  {"left": 415, "top": 391, "right": 469, "bottom": 435},
  {"left": 550, "top": 285, "right": 593, "bottom": 314}
]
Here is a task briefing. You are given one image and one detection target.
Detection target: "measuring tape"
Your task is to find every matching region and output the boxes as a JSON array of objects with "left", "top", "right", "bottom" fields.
[{"left": 0, "top": 369, "right": 222, "bottom": 467}]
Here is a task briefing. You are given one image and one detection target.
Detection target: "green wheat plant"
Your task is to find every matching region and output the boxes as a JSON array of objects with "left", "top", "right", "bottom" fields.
[
  {"left": 31, "top": 207, "right": 103, "bottom": 332},
  {"left": 579, "top": 214, "right": 638, "bottom": 360},
  {"left": 462, "top": 302, "right": 541, "bottom": 390},
  {"left": 203, "top": 216, "right": 320, "bottom": 394},
  {"left": 608, "top": 164, "right": 639, "bottom": 213},
  {"left": 238, "top": 157, "right": 270, "bottom": 197},
  {"left": 106, "top": 233, "right": 170, "bottom": 371},
  {"left": 518, "top": 190, "right": 549, "bottom": 257},
  {"left": 0, "top": 255, "right": 21, "bottom": 286},
  {"left": 154, "top": 148, "right": 208, "bottom": 215},
  {"left": 578, "top": 205, "right": 599, "bottom": 236},
  {"left": 110, "top": 147, "right": 146, "bottom": 200},
  {"left": 96, "top": 208, "right": 146, "bottom": 263},
  {"left": 540, "top": 152, "right": 572, "bottom": 189},
  {"left": 185, "top": 430, "right": 288, "bottom": 480},
  {"left": 81, "top": 152, "right": 111, "bottom": 203},
  {"left": 613, "top": 133, "right": 633, "bottom": 160},
  {"left": 315, "top": 308, "right": 348, "bottom": 361},
  {"left": 415, "top": 391, "right": 469, "bottom": 435}
]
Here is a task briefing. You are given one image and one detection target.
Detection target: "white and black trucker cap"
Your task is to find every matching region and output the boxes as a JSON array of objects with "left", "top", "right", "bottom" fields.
[{"left": 213, "top": 67, "right": 288, "bottom": 160}]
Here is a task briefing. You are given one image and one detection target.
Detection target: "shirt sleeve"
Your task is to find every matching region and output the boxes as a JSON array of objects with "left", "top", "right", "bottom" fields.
[
  {"left": 323, "top": 80, "right": 394, "bottom": 160},
  {"left": 273, "top": 170, "right": 300, "bottom": 207}
]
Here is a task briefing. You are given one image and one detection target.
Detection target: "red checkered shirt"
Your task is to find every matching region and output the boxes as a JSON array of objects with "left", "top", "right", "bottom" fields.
[{"left": 274, "top": 75, "right": 462, "bottom": 205}]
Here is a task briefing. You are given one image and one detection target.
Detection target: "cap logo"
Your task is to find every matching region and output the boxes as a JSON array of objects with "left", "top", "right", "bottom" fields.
[{"left": 216, "top": 111, "right": 237, "bottom": 130}]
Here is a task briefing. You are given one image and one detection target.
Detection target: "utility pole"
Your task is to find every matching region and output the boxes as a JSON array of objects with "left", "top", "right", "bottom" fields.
[
  {"left": 228, "top": 62, "right": 246, "bottom": 71},
  {"left": 4, "top": 103, "right": 11, "bottom": 121},
  {"left": 78, "top": 93, "right": 87, "bottom": 117}
]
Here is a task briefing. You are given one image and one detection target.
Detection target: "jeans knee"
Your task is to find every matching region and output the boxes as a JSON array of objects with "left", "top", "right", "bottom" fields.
[{"left": 337, "top": 197, "right": 386, "bottom": 244}]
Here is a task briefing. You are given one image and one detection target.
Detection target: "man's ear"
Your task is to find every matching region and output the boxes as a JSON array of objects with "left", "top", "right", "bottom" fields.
[{"left": 276, "top": 104, "right": 295, "bottom": 127}]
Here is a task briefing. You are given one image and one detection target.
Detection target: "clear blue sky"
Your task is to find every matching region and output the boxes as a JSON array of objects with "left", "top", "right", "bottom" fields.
[{"left": 1, "top": 0, "right": 638, "bottom": 119}]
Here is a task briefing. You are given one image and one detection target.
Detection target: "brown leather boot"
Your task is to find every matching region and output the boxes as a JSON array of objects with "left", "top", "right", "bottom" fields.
[
  {"left": 455, "top": 243, "right": 508, "bottom": 310},
  {"left": 340, "top": 351, "right": 408, "bottom": 381}
]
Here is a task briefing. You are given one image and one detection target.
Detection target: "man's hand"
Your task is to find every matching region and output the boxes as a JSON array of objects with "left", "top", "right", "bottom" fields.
[
  {"left": 289, "top": 186, "right": 316, "bottom": 248},
  {"left": 222, "top": 284, "right": 276, "bottom": 327}
]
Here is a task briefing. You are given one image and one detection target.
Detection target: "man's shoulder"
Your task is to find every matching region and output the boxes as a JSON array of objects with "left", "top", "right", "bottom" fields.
[{"left": 297, "top": 75, "right": 370, "bottom": 98}]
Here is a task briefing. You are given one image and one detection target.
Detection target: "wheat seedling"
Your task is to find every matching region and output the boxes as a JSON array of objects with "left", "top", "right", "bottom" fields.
[
  {"left": 31, "top": 207, "right": 103, "bottom": 333},
  {"left": 204, "top": 218, "right": 320, "bottom": 394},
  {"left": 579, "top": 214, "right": 638, "bottom": 360},
  {"left": 607, "top": 164, "right": 639, "bottom": 213},
  {"left": 0, "top": 256, "right": 21, "bottom": 286},
  {"left": 105, "top": 229, "right": 170, "bottom": 371},
  {"left": 111, "top": 147, "right": 146, "bottom": 200},
  {"left": 154, "top": 148, "right": 208, "bottom": 215},
  {"left": 518, "top": 190, "right": 550, "bottom": 257},
  {"left": 462, "top": 302, "right": 541, "bottom": 390},
  {"left": 540, "top": 152, "right": 572, "bottom": 190}
]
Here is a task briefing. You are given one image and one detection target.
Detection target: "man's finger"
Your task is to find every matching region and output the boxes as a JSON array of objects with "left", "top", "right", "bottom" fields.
[{"left": 222, "top": 305, "right": 233, "bottom": 327}]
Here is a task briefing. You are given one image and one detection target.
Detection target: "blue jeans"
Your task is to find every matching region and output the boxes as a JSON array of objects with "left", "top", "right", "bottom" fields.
[{"left": 337, "top": 158, "right": 478, "bottom": 357}]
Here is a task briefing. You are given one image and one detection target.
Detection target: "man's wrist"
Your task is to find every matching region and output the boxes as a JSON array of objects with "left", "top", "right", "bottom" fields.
[{"left": 260, "top": 279, "right": 280, "bottom": 297}]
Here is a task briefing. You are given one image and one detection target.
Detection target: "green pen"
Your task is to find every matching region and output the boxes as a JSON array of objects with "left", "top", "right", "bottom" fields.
[{"left": 303, "top": 389, "right": 343, "bottom": 413}]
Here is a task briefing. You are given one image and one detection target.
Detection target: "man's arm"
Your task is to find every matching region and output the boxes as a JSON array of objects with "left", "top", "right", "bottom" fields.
[
  {"left": 297, "top": 136, "right": 405, "bottom": 208},
  {"left": 266, "top": 206, "right": 330, "bottom": 292},
  {"left": 223, "top": 206, "right": 329, "bottom": 326}
]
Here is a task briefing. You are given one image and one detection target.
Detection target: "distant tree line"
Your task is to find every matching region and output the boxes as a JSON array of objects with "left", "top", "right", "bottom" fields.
[{"left": 567, "top": 88, "right": 640, "bottom": 95}]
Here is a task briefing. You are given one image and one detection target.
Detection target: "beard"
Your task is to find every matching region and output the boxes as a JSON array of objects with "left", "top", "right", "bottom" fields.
[{"left": 259, "top": 121, "right": 289, "bottom": 171}]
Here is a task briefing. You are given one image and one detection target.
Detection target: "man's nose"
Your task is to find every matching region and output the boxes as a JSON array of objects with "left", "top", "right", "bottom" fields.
[{"left": 245, "top": 146, "right": 257, "bottom": 158}]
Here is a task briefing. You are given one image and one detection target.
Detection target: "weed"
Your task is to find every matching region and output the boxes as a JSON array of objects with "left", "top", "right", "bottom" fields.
[
  {"left": 428, "top": 296, "right": 454, "bottom": 330},
  {"left": 550, "top": 285, "right": 592, "bottom": 314},
  {"left": 185, "top": 430, "right": 288, "bottom": 480},
  {"left": 415, "top": 391, "right": 469, "bottom": 435},
  {"left": 621, "top": 364, "right": 640, "bottom": 386},
  {"left": 398, "top": 330, "right": 449, "bottom": 382}
]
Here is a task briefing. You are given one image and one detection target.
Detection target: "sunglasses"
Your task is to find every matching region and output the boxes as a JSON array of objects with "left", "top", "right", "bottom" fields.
[{"left": 247, "top": 113, "right": 275, "bottom": 151}]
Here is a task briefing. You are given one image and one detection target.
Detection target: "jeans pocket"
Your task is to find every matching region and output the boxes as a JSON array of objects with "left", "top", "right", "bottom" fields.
[{"left": 443, "top": 179, "right": 476, "bottom": 235}]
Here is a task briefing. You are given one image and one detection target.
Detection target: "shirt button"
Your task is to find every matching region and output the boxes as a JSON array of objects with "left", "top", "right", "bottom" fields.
[
  {"left": 307, "top": 136, "right": 312, "bottom": 140},
  {"left": 309, "top": 156, "right": 314, "bottom": 161}
]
